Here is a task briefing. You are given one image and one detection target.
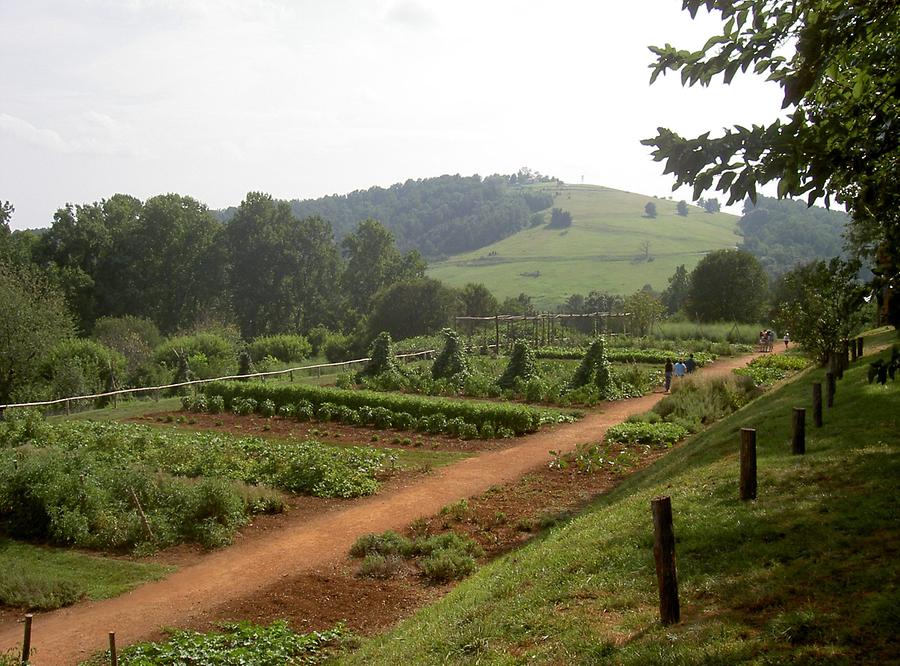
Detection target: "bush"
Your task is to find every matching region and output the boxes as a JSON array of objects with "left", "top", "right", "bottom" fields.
[
  {"left": 358, "top": 553, "right": 404, "bottom": 579},
  {"left": 231, "top": 397, "right": 257, "bottom": 416},
  {"left": 350, "top": 530, "right": 410, "bottom": 558},
  {"left": 432, "top": 328, "right": 469, "bottom": 379},
  {"left": 605, "top": 421, "right": 689, "bottom": 447},
  {"left": 420, "top": 549, "right": 477, "bottom": 583},
  {"left": 258, "top": 399, "right": 276, "bottom": 417},
  {"left": 248, "top": 335, "right": 312, "bottom": 363},
  {"left": 39, "top": 339, "right": 127, "bottom": 401},
  {"left": 498, "top": 340, "right": 538, "bottom": 389},
  {"left": 153, "top": 333, "right": 237, "bottom": 379},
  {"left": 0, "top": 570, "right": 84, "bottom": 610},
  {"left": 653, "top": 375, "right": 759, "bottom": 427}
]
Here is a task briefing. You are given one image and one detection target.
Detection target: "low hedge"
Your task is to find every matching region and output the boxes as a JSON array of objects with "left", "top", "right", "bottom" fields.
[{"left": 200, "top": 381, "right": 564, "bottom": 436}]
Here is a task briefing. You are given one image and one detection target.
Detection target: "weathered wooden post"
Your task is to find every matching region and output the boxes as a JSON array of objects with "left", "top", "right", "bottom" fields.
[
  {"left": 65, "top": 399, "right": 71, "bottom": 415},
  {"left": 109, "top": 631, "right": 118, "bottom": 666},
  {"left": 826, "top": 372, "right": 836, "bottom": 407},
  {"left": 851, "top": 340, "right": 858, "bottom": 362},
  {"left": 22, "top": 614, "right": 33, "bottom": 664},
  {"left": 740, "top": 428, "right": 757, "bottom": 500},
  {"left": 651, "top": 496, "right": 680, "bottom": 624},
  {"left": 856, "top": 337, "right": 864, "bottom": 358},
  {"left": 812, "top": 383, "right": 823, "bottom": 427},
  {"left": 289, "top": 370, "right": 294, "bottom": 383},
  {"left": 792, "top": 408, "right": 806, "bottom": 455},
  {"left": 494, "top": 315, "right": 500, "bottom": 356},
  {"left": 842, "top": 339, "right": 850, "bottom": 370}
]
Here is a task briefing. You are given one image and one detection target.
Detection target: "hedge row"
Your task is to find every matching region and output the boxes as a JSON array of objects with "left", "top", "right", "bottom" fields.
[
  {"left": 536, "top": 346, "right": 716, "bottom": 366},
  {"left": 199, "top": 381, "right": 568, "bottom": 436}
]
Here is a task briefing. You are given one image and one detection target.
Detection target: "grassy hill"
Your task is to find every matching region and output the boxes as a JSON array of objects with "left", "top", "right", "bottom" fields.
[
  {"left": 341, "top": 329, "right": 899, "bottom": 664},
  {"left": 428, "top": 184, "right": 741, "bottom": 309}
]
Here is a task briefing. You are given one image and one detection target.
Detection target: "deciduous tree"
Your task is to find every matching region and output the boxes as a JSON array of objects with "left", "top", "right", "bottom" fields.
[
  {"left": 643, "top": 0, "right": 899, "bottom": 326},
  {"left": 0, "top": 262, "right": 75, "bottom": 404},
  {"left": 685, "top": 249, "right": 768, "bottom": 322}
]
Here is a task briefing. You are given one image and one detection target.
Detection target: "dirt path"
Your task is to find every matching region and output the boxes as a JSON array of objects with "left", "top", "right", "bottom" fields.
[{"left": 0, "top": 353, "right": 759, "bottom": 665}]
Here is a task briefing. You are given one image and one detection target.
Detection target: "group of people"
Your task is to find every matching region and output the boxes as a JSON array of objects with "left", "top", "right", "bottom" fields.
[
  {"left": 663, "top": 354, "right": 696, "bottom": 393},
  {"left": 758, "top": 329, "right": 790, "bottom": 352}
]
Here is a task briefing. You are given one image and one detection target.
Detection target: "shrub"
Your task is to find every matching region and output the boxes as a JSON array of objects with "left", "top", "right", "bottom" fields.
[
  {"left": 420, "top": 549, "right": 477, "bottom": 583},
  {"left": 498, "top": 340, "right": 538, "bottom": 389},
  {"left": 247, "top": 334, "right": 312, "bottom": 363},
  {"left": 231, "top": 397, "right": 257, "bottom": 416},
  {"left": 153, "top": 333, "right": 236, "bottom": 380},
  {"left": 431, "top": 328, "right": 469, "bottom": 379},
  {"left": 39, "top": 339, "right": 127, "bottom": 401},
  {"left": 350, "top": 530, "right": 410, "bottom": 558},
  {"left": 258, "top": 399, "right": 276, "bottom": 417},
  {"left": 605, "top": 421, "right": 689, "bottom": 447},
  {"left": 207, "top": 395, "right": 224, "bottom": 414},
  {"left": 358, "top": 331, "right": 403, "bottom": 379},
  {"left": 358, "top": 553, "right": 404, "bottom": 579}
]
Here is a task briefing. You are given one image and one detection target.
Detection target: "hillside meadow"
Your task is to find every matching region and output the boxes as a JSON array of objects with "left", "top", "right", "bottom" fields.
[{"left": 428, "top": 184, "right": 740, "bottom": 308}]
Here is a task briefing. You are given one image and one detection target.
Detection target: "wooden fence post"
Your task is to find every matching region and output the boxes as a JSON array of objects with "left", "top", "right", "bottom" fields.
[
  {"left": 651, "top": 496, "right": 680, "bottom": 624},
  {"left": 109, "top": 631, "right": 118, "bottom": 666},
  {"left": 812, "top": 383, "right": 823, "bottom": 427},
  {"left": 857, "top": 337, "right": 864, "bottom": 358},
  {"left": 851, "top": 340, "right": 858, "bottom": 362},
  {"left": 494, "top": 315, "right": 500, "bottom": 356},
  {"left": 740, "top": 428, "right": 757, "bottom": 501},
  {"left": 826, "top": 372, "right": 836, "bottom": 407},
  {"left": 22, "top": 613, "right": 33, "bottom": 665},
  {"left": 792, "top": 408, "right": 806, "bottom": 455}
]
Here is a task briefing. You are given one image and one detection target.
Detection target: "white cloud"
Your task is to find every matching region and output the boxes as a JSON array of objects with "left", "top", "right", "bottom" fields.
[
  {"left": 385, "top": 1, "right": 438, "bottom": 28},
  {"left": 0, "top": 114, "right": 70, "bottom": 153}
]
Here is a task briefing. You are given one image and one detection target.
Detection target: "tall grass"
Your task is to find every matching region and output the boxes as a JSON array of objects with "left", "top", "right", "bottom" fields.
[{"left": 654, "top": 320, "right": 764, "bottom": 344}]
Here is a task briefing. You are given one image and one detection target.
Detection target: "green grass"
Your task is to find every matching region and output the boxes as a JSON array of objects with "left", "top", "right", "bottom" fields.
[
  {"left": 428, "top": 184, "right": 740, "bottom": 308},
  {"left": 0, "top": 539, "right": 172, "bottom": 610},
  {"left": 339, "top": 330, "right": 899, "bottom": 664}
]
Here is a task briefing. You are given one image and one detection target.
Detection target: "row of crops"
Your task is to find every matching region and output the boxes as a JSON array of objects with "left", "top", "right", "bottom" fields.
[
  {"left": 534, "top": 346, "right": 717, "bottom": 365},
  {"left": 0, "top": 416, "right": 388, "bottom": 553},
  {"left": 197, "top": 381, "right": 576, "bottom": 438}
]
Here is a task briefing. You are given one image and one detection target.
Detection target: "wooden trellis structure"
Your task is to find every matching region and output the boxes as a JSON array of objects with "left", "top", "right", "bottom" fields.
[{"left": 454, "top": 311, "right": 633, "bottom": 353}]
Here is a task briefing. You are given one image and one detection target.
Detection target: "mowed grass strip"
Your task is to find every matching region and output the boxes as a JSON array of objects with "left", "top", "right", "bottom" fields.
[
  {"left": 339, "top": 332, "right": 899, "bottom": 664},
  {"left": 0, "top": 539, "right": 172, "bottom": 610}
]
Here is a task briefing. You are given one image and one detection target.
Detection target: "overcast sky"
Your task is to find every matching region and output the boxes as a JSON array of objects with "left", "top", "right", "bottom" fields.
[{"left": 0, "top": 0, "right": 785, "bottom": 230}]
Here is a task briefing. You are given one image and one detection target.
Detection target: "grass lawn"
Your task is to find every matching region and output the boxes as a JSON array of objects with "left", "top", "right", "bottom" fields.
[
  {"left": 0, "top": 540, "right": 173, "bottom": 610},
  {"left": 339, "top": 330, "right": 899, "bottom": 664},
  {"left": 428, "top": 184, "right": 740, "bottom": 307}
]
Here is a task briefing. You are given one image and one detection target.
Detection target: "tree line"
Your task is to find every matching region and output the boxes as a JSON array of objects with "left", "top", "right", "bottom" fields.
[{"left": 217, "top": 171, "right": 555, "bottom": 259}]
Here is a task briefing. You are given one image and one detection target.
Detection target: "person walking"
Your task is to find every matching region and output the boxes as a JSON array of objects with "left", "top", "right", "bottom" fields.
[
  {"left": 664, "top": 359, "right": 674, "bottom": 393},
  {"left": 783, "top": 332, "right": 790, "bottom": 349},
  {"left": 685, "top": 353, "right": 696, "bottom": 373},
  {"left": 674, "top": 359, "right": 687, "bottom": 379}
]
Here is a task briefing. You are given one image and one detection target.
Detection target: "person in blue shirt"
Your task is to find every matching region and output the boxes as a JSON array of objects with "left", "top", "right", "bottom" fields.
[{"left": 674, "top": 359, "right": 687, "bottom": 378}]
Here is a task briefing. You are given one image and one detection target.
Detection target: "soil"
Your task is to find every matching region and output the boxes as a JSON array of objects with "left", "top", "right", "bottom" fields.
[{"left": 0, "top": 353, "right": 761, "bottom": 665}]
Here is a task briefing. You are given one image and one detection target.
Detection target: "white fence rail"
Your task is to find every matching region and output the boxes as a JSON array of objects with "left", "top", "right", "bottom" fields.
[{"left": 0, "top": 350, "right": 436, "bottom": 412}]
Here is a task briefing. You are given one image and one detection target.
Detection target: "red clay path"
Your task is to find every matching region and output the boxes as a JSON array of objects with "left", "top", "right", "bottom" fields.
[{"left": 0, "top": 353, "right": 761, "bottom": 665}]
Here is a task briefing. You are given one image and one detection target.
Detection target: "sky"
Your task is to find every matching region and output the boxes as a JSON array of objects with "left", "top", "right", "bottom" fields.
[{"left": 0, "top": 0, "right": 786, "bottom": 230}]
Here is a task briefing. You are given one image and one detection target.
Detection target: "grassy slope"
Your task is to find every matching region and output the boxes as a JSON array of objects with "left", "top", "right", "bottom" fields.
[
  {"left": 0, "top": 540, "right": 172, "bottom": 610},
  {"left": 340, "top": 330, "right": 899, "bottom": 665},
  {"left": 428, "top": 184, "right": 740, "bottom": 308}
]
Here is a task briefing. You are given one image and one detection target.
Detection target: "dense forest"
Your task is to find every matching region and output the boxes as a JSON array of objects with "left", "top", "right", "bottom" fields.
[
  {"left": 218, "top": 170, "right": 556, "bottom": 259},
  {"left": 737, "top": 195, "right": 848, "bottom": 277}
]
